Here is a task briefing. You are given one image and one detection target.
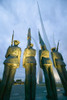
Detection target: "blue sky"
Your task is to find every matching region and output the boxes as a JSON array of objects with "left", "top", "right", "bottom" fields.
[{"left": 0, "top": 0, "right": 67, "bottom": 82}]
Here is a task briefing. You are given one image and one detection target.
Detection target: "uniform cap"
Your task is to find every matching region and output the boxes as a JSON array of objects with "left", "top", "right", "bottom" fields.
[{"left": 14, "top": 40, "right": 20, "bottom": 45}]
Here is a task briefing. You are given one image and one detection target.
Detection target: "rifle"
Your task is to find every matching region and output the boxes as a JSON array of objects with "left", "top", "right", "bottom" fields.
[
  {"left": 11, "top": 30, "right": 14, "bottom": 46},
  {"left": 57, "top": 40, "right": 60, "bottom": 51}
]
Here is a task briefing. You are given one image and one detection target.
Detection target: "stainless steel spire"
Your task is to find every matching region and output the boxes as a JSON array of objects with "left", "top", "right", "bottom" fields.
[{"left": 37, "top": 2, "right": 53, "bottom": 62}]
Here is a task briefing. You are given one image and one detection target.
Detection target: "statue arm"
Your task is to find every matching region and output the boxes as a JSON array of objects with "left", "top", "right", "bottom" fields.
[
  {"left": 23, "top": 49, "right": 26, "bottom": 67},
  {"left": 51, "top": 52, "right": 56, "bottom": 67},
  {"left": 61, "top": 54, "right": 63, "bottom": 60},
  {"left": 39, "top": 50, "right": 42, "bottom": 68},
  {"left": 5, "top": 47, "right": 10, "bottom": 58},
  {"left": 18, "top": 48, "right": 21, "bottom": 64}
]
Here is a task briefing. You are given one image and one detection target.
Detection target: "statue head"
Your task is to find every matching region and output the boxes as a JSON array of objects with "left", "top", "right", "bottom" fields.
[
  {"left": 27, "top": 43, "right": 33, "bottom": 49},
  {"left": 30, "top": 43, "right": 33, "bottom": 47},
  {"left": 14, "top": 40, "right": 20, "bottom": 46},
  {"left": 51, "top": 47, "right": 56, "bottom": 52},
  {"left": 41, "top": 45, "right": 46, "bottom": 50}
]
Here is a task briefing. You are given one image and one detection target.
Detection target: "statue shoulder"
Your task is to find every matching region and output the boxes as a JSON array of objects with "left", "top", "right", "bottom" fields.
[
  {"left": 39, "top": 50, "right": 42, "bottom": 54},
  {"left": 13, "top": 46, "right": 21, "bottom": 50},
  {"left": 25, "top": 48, "right": 36, "bottom": 52},
  {"left": 32, "top": 48, "right": 36, "bottom": 52},
  {"left": 6, "top": 46, "right": 13, "bottom": 51},
  {"left": 41, "top": 50, "right": 49, "bottom": 58},
  {"left": 54, "top": 51, "right": 62, "bottom": 56},
  {"left": 17, "top": 46, "right": 21, "bottom": 51},
  {"left": 23, "top": 48, "right": 36, "bottom": 56},
  {"left": 8, "top": 46, "right": 21, "bottom": 53}
]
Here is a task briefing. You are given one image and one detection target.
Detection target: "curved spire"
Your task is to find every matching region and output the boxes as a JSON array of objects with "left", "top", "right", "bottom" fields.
[
  {"left": 37, "top": 2, "right": 53, "bottom": 63},
  {"left": 37, "top": 2, "right": 51, "bottom": 50}
]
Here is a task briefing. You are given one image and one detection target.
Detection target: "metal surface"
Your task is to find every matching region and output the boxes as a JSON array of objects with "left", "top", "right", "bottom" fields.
[
  {"left": 39, "top": 32, "right": 58, "bottom": 100},
  {"left": 0, "top": 33, "right": 21, "bottom": 100},
  {"left": 23, "top": 28, "right": 36, "bottom": 100},
  {"left": 51, "top": 47, "right": 67, "bottom": 96}
]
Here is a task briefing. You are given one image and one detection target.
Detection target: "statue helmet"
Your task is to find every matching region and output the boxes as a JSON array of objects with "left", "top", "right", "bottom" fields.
[
  {"left": 14, "top": 40, "right": 20, "bottom": 46},
  {"left": 30, "top": 43, "right": 33, "bottom": 47},
  {"left": 51, "top": 47, "right": 56, "bottom": 52}
]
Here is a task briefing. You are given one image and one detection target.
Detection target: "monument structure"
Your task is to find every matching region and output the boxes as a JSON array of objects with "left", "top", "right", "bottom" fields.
[
  {"left": 23, "top": 28, "right": 36, "bottom": 100},
  {"left": 51, "top": 41, "right": 67, "bottom": 96},
  {"left": 39, "top": 31, "right": 58, "bottom": 100},
  {"left": 0, "top": 32, "right": 21, "bottom": 100},
  {"left": 37, "top": 2, "right": 54, "bottom": 84}
]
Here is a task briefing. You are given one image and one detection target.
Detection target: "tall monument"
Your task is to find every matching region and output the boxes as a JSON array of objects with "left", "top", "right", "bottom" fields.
[
  {"left": 39, "top": 31, "right": 58, "bottom": 100},
  {"left": 37, "top": 2, "right": 53, "bottom": 84},
  {"left": 0, "top": 32, "right": 21, "bottom": 100},
  {"left": 51, "top": 41, "right": 67, "bottom": 96},
  {"left": 23, "top": 28, "right": 36, "bottom": 100}
]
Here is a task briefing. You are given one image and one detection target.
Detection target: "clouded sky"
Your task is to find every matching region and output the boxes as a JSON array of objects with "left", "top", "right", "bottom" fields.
[{"left": 0, "top": 0, "right": 67, "bottom": 82}]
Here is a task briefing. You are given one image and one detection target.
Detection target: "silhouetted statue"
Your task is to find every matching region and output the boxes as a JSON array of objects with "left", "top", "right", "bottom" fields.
[
  {"left": 0, "top": 32, "right": 21, "bottom": 100},
  {"left": 23, "top": 28, "right": 36, "bottom": 100},
  {"left": 51, "top": 41, "right": 67, "bottom": 96},
  {"left": 38, "top": 31, "right": 58, "bottom": 100}
]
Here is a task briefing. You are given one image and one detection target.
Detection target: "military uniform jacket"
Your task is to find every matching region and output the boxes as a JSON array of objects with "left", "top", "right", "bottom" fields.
[
  {"left": 4, "top": 46, "right": 21, "bottom": 68},
  {"left": 39, "top": 50, "right": 52, "bottom": 68},
  {"left": 51, "top": 51, "right": 66, "bottom": 68},
  {"left": 23, "top": 48, "right": 36, "bottom": 68}
]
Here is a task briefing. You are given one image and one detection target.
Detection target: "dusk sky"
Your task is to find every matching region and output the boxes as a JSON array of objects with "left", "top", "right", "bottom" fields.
[{"left": 0, "top": 0, "right": 67, "bottom": 82}]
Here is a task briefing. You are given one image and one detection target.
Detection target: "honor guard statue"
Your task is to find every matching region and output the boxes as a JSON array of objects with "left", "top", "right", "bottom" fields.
[
  {"left": 38, "top": 31, "right": 58, "bottom": 100},
  {"left": 0, "top": 32, "right": 21, "bottom": 100},
  {"left": 51, "top": 41, "right": 67, "bottom": 96},
  {"left": 23, "top": 28, "right": 36, "bottom": 100}
]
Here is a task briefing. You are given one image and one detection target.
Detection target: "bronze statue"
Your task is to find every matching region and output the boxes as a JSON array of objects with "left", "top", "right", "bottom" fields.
[
  {"left": 0, "top": 32, "right": 21, "bottom": 100},
  {"left": 51, "top": 41, "right": 67, "bottom": 96},
  {"left": 23, "top": 28, "right": 36, "bottom": 100},
  {"left": 38, "top": 31, "right": 58, "bottom": 100}
]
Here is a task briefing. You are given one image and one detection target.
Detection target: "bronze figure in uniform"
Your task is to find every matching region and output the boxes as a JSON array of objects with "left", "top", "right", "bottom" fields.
[
  {"left": 23, "top": 28, "right": 36, "bottom": 100},
  {"left": 0, "top": 33, "right": 21, "bottom": 100},
  {"left": 51, "top": 41, "right": 67, "bottom": 96},
  {"left": 38, "top": 31, "right": 58, "bottom": 100}
]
